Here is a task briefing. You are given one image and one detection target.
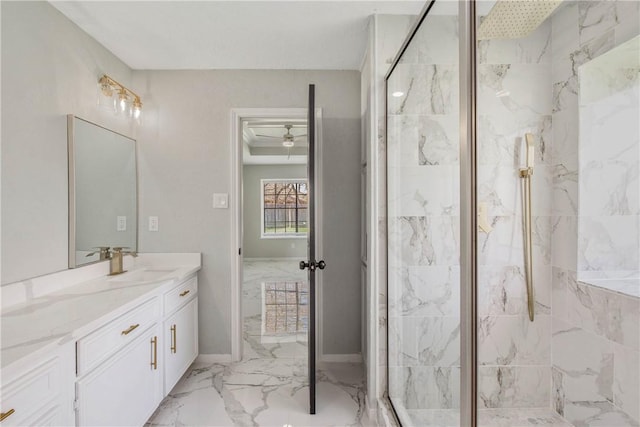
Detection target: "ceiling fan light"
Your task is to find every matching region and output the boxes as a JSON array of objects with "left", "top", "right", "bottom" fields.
[{"left": 282, "top": 140, "right": 295, "bottom": 148}]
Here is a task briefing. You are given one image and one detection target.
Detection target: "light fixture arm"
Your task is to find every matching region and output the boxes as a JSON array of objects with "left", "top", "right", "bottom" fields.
[{"left": 99, "top": 74, "right": 143, "bottom": 108}]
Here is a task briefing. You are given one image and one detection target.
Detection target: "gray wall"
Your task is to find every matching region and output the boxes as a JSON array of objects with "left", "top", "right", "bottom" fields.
[
  {"left": 1, "top": 1, "right": 135, "bottom": 284},
  {"left": 133, "top": 70, "right": 362, "bottom": 355},
  {"left": 242, "top": 164, "right": 307, "bottom": 259},
  {"left": 2, "top": 1, "right": 362, "bottom": 356}
]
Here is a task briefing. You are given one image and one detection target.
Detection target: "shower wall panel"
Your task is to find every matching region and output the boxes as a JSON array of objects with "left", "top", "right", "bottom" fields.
[
  {"left": 550, "top": 1, "right": 640, "bottom": 426},
  {"left": 476, "top": 16, "right": 554, "bottom": 409},
  {"left": 365, "top": 13, "right": 418, "bottom": 422},
  {"left": 386, "top": 11, "right": 461, "bottom": 422},
  {"left": 578, "top": 40, "right": 640, "bottom": 280}
]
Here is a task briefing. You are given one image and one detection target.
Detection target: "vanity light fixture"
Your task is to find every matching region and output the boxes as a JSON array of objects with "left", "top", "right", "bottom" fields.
[{"left": 98, "top": 74, "right": 143, "bottom": 122}]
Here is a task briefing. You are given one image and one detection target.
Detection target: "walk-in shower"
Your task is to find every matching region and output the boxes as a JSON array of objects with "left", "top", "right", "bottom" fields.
[{"left": 385, "top": 0, "right": 640, "bottom": 426}]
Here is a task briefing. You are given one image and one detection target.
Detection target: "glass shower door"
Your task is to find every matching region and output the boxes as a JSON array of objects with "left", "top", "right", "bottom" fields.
[{"left": 386, "top": 1, "right": 462, "bottom": 425}]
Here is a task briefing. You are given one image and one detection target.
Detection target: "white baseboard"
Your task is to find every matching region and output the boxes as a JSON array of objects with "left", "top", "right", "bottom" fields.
[
  {"left": 319, "top": 353, "right": 363, "bottom": 363},
  {"left": 196, "top": 354, "right": 233, "bottom": 363}
]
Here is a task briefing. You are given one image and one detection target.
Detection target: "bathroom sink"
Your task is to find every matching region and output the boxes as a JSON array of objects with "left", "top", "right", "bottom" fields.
[{"left": 109, "top": 268, "right": 178, "bottom": 283}]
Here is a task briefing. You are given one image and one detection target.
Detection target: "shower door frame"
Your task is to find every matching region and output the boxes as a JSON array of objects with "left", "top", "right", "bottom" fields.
[{"left": 383, "top": 0, "right": 478, "bottom": 425}]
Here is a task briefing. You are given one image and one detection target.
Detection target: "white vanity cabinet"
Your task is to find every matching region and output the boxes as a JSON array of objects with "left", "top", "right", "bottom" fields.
[
  {"left": 73, "top": 274, "right": 198, "bottom": 426},
  {"left": 0, "top": 343, "right": 75, "bottom": 427},
  {"left": 163, "top": 276, "right": 198, "bottom": 394},
  {"left": 75, "top": 297, "right": 163, "bottom": 426},
  {"left": 1, "top": 262, "right": 200, "bottom": 427},
  {"left": 76, "top": 324, "right": 163, "bottom": 426}
]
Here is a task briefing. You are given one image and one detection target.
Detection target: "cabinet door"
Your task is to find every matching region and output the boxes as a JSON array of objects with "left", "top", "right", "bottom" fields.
[
  {"left": 76, "top": 325, "right": 162, "bottom": 426},
  {"left": 0, "top": 343, "right": 74, "bottom": 427},
  {"left": 164, "top": 298, "right": 198, "bottom": 393}
]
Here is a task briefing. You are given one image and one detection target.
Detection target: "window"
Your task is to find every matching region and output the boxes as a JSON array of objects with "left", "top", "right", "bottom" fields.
[{"left": 261, "top": 179, "right": 308, "bottom": 238}]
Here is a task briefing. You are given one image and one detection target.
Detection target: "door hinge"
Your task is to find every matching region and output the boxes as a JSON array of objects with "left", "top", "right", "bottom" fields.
[{"left": 239, "top": 248, "right": 242, "bottom": 256}]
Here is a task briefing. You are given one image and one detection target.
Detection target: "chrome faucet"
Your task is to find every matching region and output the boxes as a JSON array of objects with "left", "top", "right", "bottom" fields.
[
  {"left": 86, "top": 246, "right": 112, "bottom": 260},
  {"left": 109, "top": 247, "right": 138, "bottom": 275}
]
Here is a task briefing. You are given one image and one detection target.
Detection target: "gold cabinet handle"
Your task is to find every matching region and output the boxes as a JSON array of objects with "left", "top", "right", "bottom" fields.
[
  {"left": 0, "top": 409, "right": 15, "bottom": 422},
  {"left": 170, "top": 324, "right": 177, "bottom": 353},
  {"left": 179, "top": 290, "right": 190, "bottom": 297},
  {"left": 151, "top": 336, "right": 158, "bottom": 370},
  {"left": 121, "top": 324, "right": 140, "bottom": 335}
]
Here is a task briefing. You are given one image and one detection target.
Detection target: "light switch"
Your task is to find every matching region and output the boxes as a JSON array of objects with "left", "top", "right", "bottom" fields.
[
  {"left": 213, "top": 193, "right": 229, "bottom": 209},
  {"left": 117, "top": 216, "right": 127, "bottom": 231},
  {"left": 149, "top": 216, "right": 159, "bottom": 232}
]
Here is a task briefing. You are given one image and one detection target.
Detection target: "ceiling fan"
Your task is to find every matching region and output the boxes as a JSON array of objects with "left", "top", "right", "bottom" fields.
[{"left": 255, "top": 124, "right": 307, "bottom": 148}]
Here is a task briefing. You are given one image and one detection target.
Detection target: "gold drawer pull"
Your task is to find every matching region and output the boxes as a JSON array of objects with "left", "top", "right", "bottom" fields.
[
  {"left": 151, "top": 336, "right": 158, "bottom": 369},
  {"left": 0, "top": 409, "right": 15, "bottom": 422},
  {"left": 121, "top": 324, "right": 140, "bottom": 335},
  {"left": 179, "top": 290, "right": 190, "bottom": 297},
  {"left": 171, "top": 324, "right": 177, "bottom": 353}
]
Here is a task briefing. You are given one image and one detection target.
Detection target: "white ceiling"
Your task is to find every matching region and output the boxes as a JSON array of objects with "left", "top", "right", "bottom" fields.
[{"left": 50, "top": 1, "right": 425, "bottom": 70}]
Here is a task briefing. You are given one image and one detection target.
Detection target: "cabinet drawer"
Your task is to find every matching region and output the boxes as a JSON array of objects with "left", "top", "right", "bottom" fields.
[
  {"left": 76, "top": 326, "right": 163, "bottom": 427},
  {"left": 0, "top": 357, "right": 60, "bottom": 426},
  {"left": 164, "top": 276, "right": 197, "bottom": 315},
  {"left": 77, "top": 297, "right": 160, "bottom": 375}
]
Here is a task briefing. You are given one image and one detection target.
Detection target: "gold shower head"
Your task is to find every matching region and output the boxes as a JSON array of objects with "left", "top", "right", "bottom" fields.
[{"left": 478, "top": 0, "right": 563, "bottom": 40}]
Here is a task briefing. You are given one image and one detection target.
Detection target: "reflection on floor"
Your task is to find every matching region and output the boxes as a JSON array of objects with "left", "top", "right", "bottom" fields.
[{"left": 146, "top": 259, "right": 370, "bottom": 427}]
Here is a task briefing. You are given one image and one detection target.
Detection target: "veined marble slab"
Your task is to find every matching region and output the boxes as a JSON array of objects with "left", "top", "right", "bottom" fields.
[
  {"left": 579, "top": 278, "right": 640, "bottom": 299},
  {"left": 0, "top": 253, "right": 201, "bottom": 371}
]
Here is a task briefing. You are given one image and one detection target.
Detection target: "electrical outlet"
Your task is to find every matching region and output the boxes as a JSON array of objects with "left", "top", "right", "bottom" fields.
[
  {"left": 117, "top": 216, "right": 127, "bottom": 231},
  {"left": 149, "top": 216, "right": 159, "bottom": 232}
]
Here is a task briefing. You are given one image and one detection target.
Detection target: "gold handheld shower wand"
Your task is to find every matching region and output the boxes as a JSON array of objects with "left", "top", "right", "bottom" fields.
[{"left": 520, "top": 133, "right": 535, "bottom": 322}]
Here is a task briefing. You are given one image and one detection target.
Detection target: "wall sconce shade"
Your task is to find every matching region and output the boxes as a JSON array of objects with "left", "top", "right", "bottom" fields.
[{"left": 97, "top": 74, "right": 142, "bottom": 123}]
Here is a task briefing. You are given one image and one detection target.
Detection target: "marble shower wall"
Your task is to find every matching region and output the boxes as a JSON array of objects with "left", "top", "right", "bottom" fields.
[
  {"left": 552, "top": 270, "right": 640, "bottom": 426},
  {"left": 577, "top": 35, "right": 639, "bottom": 280},
  {"left": 368, "top": 14, "right": 417, "bottom": 422},
  {"left": 550, "top": 1, "right": 640, "bottom": 426},
  {"left": 386, "top": 12, "right": 461, "bottom": 415},
  {"left": 476, "top": 18, "right": 553, "bottom": 409}
]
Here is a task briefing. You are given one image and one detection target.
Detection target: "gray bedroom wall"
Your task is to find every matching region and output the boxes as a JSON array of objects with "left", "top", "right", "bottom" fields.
[{"left": 242, "top": 164, "right": 307, "bottom": 259}]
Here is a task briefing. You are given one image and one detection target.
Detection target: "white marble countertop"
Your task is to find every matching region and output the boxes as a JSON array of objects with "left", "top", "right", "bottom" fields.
[{"left": 1, "top": 253, "right": 201, "bottom": 371}]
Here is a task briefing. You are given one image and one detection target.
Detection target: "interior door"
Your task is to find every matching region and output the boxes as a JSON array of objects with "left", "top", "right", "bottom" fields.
[{"left": 299, "top": 84, "right": 324, "bottom": 415}]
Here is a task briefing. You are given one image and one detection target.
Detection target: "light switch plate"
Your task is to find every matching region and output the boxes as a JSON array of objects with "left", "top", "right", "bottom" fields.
[
  {"left": 117, "top": 216, "right": 127, "bottom": 231},
  {"left": 213, "top": 193, "right": 229, "bottom": 209},
  {"left": 149, "top": 216, "right": 159, "bottom": 232}
]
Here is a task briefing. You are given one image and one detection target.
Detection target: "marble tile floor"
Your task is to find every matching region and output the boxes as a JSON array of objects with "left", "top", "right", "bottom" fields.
[
  {"left": 243, "top": 259, "right": 310, "bottom": 359},
  {"left": 146, "top": 259, "right": 371, "bottom": 426},
  {"left": 145, "top": 355, "right": 370, "bottom": 426},
  {"left": 243, "top": 259, "right": 308, "bottom": 323}
]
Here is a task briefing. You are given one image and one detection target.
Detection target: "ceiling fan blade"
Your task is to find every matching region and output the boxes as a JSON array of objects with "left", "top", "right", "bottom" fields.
[
  {"left": 294, "top": 134, "right": 307, "bottom": 138},
  {"left": 254, "top": 134, "right": 282, "bottom": 138}
]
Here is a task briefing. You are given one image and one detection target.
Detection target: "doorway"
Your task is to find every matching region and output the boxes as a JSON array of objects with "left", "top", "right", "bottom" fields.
[
  {"left": 242, "top": 118, "right": 310, "bottom": 364},
  {"left": 230, "top": 108, "right": 323, "bottom": 364}
]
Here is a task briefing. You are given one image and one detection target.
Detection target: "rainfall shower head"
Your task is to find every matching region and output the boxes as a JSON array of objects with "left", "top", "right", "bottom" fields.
[{"left": 478, "top": 0, "right": 563, "bottom": 40}]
